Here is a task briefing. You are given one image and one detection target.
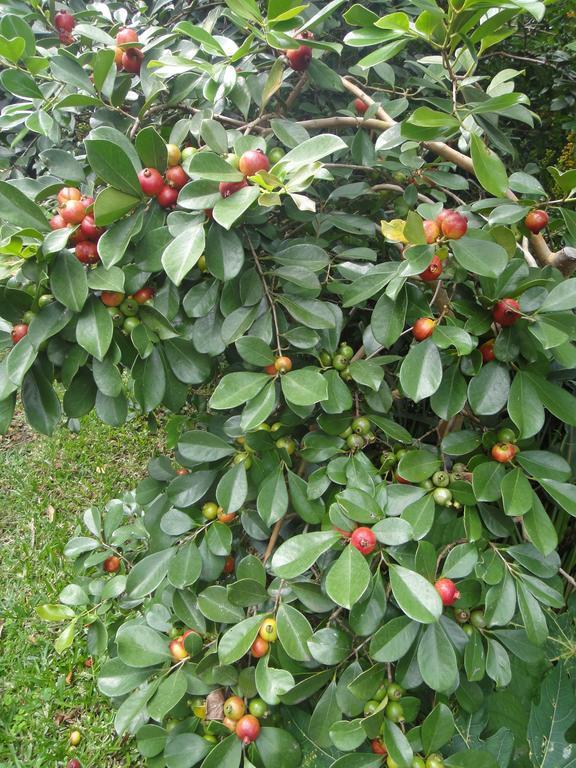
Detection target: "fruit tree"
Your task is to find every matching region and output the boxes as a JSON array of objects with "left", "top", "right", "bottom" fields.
[{"left": 1, "top": 0, "right": 575, "bottom": 766}]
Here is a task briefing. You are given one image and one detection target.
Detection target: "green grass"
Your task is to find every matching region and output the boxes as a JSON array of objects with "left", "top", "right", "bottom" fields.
[{"left": 0, "top": 409, "right": 166, "bottom": 767}]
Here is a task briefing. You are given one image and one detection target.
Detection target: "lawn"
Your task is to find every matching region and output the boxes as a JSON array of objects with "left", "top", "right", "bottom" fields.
[{"left": 0, "top": 408, "right": 166, "bottom": 767}]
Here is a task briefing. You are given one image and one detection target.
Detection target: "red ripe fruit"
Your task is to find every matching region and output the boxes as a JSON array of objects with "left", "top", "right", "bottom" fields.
[
  {"left": 80, "top": 215, "right": 104, "bottom": 241},
  {"left": 250, "top": 636, "right": 269, "bottom": 658},
  {"left": 219, "top": 180, "right": 248, "bottom": 198},
  {"left": 423, "top": 219, "right": 440, "bottom": 244},
  {"left": 115, "top": 27, "right": 139, "bottom": 45},
  {"left": 265, "top": 364, "right": 277, "bottom": 375},
  {"left": 350, "top": 526, "right": 377, "bottom": 556},
  {"left": 354, "top": 98, "right": 368, "bottom": 114},
  {"left": 235, "top": 715, "right": 261, "bottom": 745},
  {"left": 11, "top": 324, "right": 29, "bottom": 344},
  {"left": 68, "top": 226, "right": 85, "bottom": 246},
  {"left": 60, "top": 200, "right": 86, "bottom": 224},
  {"left": 133, "top": 287, "right": 154, "bottom": 304},
  {"left": 492, "top": 298, "right": 521, "bottom": 327},
  {"left": 223, "top": 555, "right": 235, "bottom": 574},
  {"left": 57, "top": 186, "right": 81, "bottom": 206},
  {"left": 59, "top": 31, "right": 74, "bottom": 45},
  {"left": 50, "top": 214, "right": 67, "bottom": 230},
  {"left": 80, "top": 195, "right": 94, "bottom": 210},
  {"left": 165, "top": 165, "right": 189, "bottom": 190},
  {"left": 75, "top": 241, "right": 99, "bottom": 265},
  {"left": 479, "top": 339, "right": 496, "bottom": 363},
  {"left": 286, "top": 43, "right": 312, "bottom": 71},
  {"left": 103, "top": 555, "right": 121, "bottom": 573},
  {"left": 238, "top": 149, "right": 270, "bottom": 176},
  {"left": 175, "top": 468, "right": 189, "bottom": 476},
  {"left": 525, "top": 209, "right": 549, "bottom": 234},
  {"left": 101, "top": 291, "right": 125, "bottom": 307},
  {"left": 54, "top": 10, "right": 75, "bottom": 31},
  {"left": 491, "top": 442, "right": 517, "bottom": 463},
  {"left": 371, "top": 739, "right": 387, "bottom": 755},
  {"left": 435, "top": 209, "right": 451, "bottom": 226},
  {"left": 419, "top": 254, "right": 443, "bottom": 281},
  {"left": 412, "top": 317, "right": 436, "bottom": 341},
  {"left": 435, "top": 578, "right": 460, "bottom": 606},
  {"left": 157, "top": 185, "right": 179, "bottom": 208},
  {"left": 138, "top": 168, "right": 164, "bottom": 197},
  {"left": 441, "top": 211, "right": 468, "bottom": 240},
  {"left": 122, "top": 48, "right": 143, "bottom": 74},
  {"left": 67, "top": 760, "right": 82, "bottom": 768}
]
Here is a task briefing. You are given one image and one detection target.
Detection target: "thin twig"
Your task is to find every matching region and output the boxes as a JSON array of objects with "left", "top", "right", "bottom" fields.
[
  {"left": 247, "top": 234, "right": 282, "bottom": 355},
  {"left": 263, "top": 517, "right": 285, "bottom": 564},
  {"left": 559, "top": 568, "right": 576, "bottom": 589}
]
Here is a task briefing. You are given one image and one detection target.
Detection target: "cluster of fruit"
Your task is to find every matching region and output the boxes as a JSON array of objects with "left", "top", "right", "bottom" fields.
[
  {"left": 338, "top": 414, "right": 377, "bottom": 452},
  {"left": 137, "top": 144, "right": 190, "bottom": 208},
  {"left": 249, "top": 617, "right": 277, "bottom": 659},
  {"left": 9, "top": 292, "right": 55, "bottom": 345},
  {"left": 99, "top": 287, "right": 154, "bottom": 334},
  {"left": 318, "top": 340, "right": 356, "bottom": 380},
  {"left": 49, "top": 187, "right": 103, "bottom": 265},
  {"left": 189, "top": 695, "right": 266, "bottom": 746},
  {"left": 113, "top": 27, "right": 143, "bottom": 74},
  {"left": 54, "top": 10, "right": 75, "bottom": 46},
  {"left": 361, "top": 681, "right": 445, "bottom": 767},
  {"left": 218, "top": 148, "right": 273, "bottom": 199},
  {"left": 201, "top": 501, "right": 237, "bottom": 524}
]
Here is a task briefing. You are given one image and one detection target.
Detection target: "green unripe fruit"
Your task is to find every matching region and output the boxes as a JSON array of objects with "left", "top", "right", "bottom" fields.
[
  {"left": 426, "top": 754, "right": 444, "bottom": 768},
  {"left": 452, "top": 462, "right": 467, "bottom": 473},
  {"left": 395, "top": 447, "right": 408, "bottom": 459},
  {"left": 387, "top": 758, "right": 399, "bottom": 768},
  {"left": 268, "top": 147, "right": 285, "bottom": 164},
  {"left": 332, "top": 353, "right": 349, "bottom": 371},
  {"left": 22, "top": 310, "right": 36, "bottom": 324},
  {"left": 165, "top": 719, "right": 179, "bottom": 732},
  {"left": 380, "top": 451, "right": 397, "bottom": 470},
  {"left": 462, "top": 624, "right": 474, "bottom": 637},
  {"left": 454, "top": 608, "right": 470, "bottom": 624},
  {"left": 347, "top": 433, "right": 365, "bottom": 451},
  {"left": 385, "top": 701, "right": 405, "bottom": 722},
  {"left": 432, "top": 487, "right": 452, "bottom": 506},
  {"left": 319, "top": 350, "right": 332, "bottom": 367},
  {"left": 120, "top": 298, "right": 139, "bottom": 316},
  {"left": 364, "top": 431, "right": 376, "bottom": 443},
  {"left": 107, "top": 306, "right": 124, "bottom": 326},
  {"left": 270, "top": 422, "right": 283, "bottom": 432},
  {"left": 202, "top": 502, "right": 219, "bottom": 520},
  {"left": 203, "top": 734, "right": 217, "bottom": 744},
  {"left": 122, "top": 316, "right": 140, "bottom": 333},
  {"left": 364, "top": 699, "right": 380, "bottom": 717},
  {"left": 38, "top": 293, "right": 54, "bottom": 308},
  {"left": 181, "top": 146, "right": 197, "bottom": 161},
  {"left": 374, "top": 682, "right": 388, "bottom": 702},
  {"left": 470, "top": 609, "right": 486, "bottom": 628},
  {"left": 226, "top": 153, "right": 240, "bottom": 169},
  {"left": 340, "top": 367, "right": 352, "bottom": 381},
  {"left": 386, "top": 682, "right": 404, "bottom": 700},
  {"left": 419, "top": 479, "right": 434, "bottom": 490},
  {"left": 413, "top": 758, "right": 426, "bottom": 768},
  {"left": 169, "top": 626, "right": 181, "bottom": 638},
  {"left": 339, "top": 427, "right": 353, "bottom": 438},
  {"left": 276, "top": 436, "right": 297, "bottom": 455},
  {"left": 432, "top": 470, "right": 450, "bottom": 487},
  {"left": 339, "top": 343, "right": 354, "bottom": 359},
  {"left": 233, "top": 452, "right": 252, "bottom": 469},
  {"left": 352, "top": 416, "right": 371, "bottom": 435},
  {"left": 497, "top": 427, "right": 517, "bottom": 443},
  {"left": 248, "top": 697, "right": 268, "bottom": 718}
]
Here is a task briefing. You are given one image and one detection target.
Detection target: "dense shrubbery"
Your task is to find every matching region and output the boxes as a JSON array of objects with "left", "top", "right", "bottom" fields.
[{"left": 0, "top": 0, "right": 575, "bottom": 766}]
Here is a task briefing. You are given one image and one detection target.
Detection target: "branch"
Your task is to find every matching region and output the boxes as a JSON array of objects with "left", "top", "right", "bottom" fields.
[
  {"left": 339, "top": 77, "right": 572, "bottom": 273},
  {"left": 559, "top": 567, "right": 576, "bottom": 590},
  {"left": 263, "top": 517, "right": 284, "bottom": 563},
  {"left": 247, "top": 234, "right": 282, "bottom": 355}
]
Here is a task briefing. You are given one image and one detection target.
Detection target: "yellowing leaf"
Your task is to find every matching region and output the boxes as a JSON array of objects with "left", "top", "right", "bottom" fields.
[{"left": 381, "top": 218, "right": 408, "bottom": 243}]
